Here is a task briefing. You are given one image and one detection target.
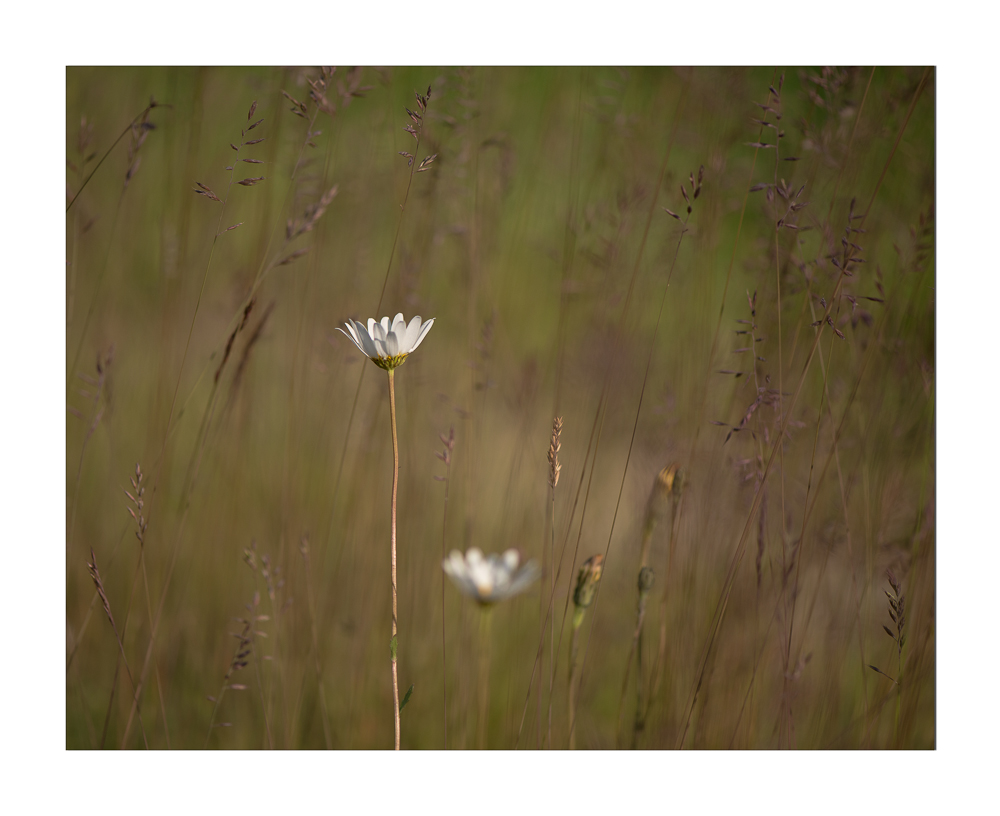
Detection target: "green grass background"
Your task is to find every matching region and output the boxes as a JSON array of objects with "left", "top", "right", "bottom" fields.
[{"left": 66, "top": 66, "right": 934, "bottom": 749}]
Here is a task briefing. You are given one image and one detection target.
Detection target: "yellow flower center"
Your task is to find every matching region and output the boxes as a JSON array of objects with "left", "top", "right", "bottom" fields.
[{"left": 372, "top": 353, "right": 409, "bottom": 371}]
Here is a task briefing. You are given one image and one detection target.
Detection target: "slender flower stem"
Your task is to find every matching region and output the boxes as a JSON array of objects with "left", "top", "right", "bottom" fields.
[
  {"left": 616, "top": 519, "right": 654, "bottom": 748},
  {"left": 477, "top": 606, "right": 493, "bottom": 750},
  {"left": 616, "top": 581, "right": 650, "bottom": 749},
  {"left": 647, "top": 495, "right": 680, "bottom": 726},
  {"left": 440, "top": 462, "right": 451, "bottom": 750},
  {"left": 547, "top": 482, "right": 555, "bottom": 749},
  {"left": 567, "top": 607, "right": 584, "bottom": 749},
  {"left": 631, "top": 590, "right": 650, "bottom": 749},
  {"left": 388, "top": 368, "right": 401, "bottom": 750}
]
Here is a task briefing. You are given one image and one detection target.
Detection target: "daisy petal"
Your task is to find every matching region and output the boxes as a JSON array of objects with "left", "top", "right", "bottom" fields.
[
  {"left": 509, "top": 561, "right": 540, "bottom": 595},
  {"left": 385, "top": 330, "right": 399, "bottom": 357},
  {"left": 404, "top": 315, "right": 423, "bottom": 352},
  {"left": 392, "top": 313, "right": 406, "bottom": 337},
  {"left": 409, "top": 318, "right": 435, "bottom": 353},
  {"left": 336, "top": 326, "right": 364, "bottom": 354},
  {"left": 371, "top": 321, "right": 388, "bottom": 356},
  {"left": 441, "top": 547, "right": 538, "bottom": 604},
  {"left": 353, "top": 319, "right": 378, "bottom": 357}
]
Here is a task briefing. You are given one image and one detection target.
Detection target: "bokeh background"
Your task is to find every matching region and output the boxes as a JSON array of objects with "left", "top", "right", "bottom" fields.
[{"left": 66, "top": 66, "right": 934, "bottom": 749}]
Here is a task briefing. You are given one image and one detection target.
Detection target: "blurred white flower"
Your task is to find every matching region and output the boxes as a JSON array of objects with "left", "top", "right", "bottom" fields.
[
  {"left": 337, "top": 313, "right": 434, "bottom": 370},
  {"left": 443, "top": 548, "right": 540, "bottom": 605}
]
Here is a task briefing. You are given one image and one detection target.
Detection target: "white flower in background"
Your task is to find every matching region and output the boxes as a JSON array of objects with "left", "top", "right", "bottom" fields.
[
  {"left": 443, "top": 548, "right": 540, "bottom": 605},
  {"left": 337, "top": 313, "right": 434, "bottom": 370}
]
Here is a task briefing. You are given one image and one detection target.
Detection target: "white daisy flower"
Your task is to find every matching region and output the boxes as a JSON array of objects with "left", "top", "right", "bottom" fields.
[
  {"left": 337, "top": 313, "right": 434, "bottom": 371},
  {"left": 443, "top": 548, "right": 540, "bottom": 606}
]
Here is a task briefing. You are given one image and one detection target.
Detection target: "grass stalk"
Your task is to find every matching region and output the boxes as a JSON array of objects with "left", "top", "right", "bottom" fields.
[
  {"left": 87, "top": 548, "right": 148, "bottom": 749},
  {"left": 568, "top": 555, "right": 601, "bottom": 749},
  {"left": 477, "top": 606, "right": 493, "bottom": 749},
  {"left": 567, "top": 607, "right": 584, "bottom": 749},
  {"left": 545, "top": 417, "right": 562, "bottom": 749},
  {"left": 299, "top": 536, "right": 333, "bottom": 748},
  {"left": 436, "top": 427, "right": 455, "bottom": 748}
]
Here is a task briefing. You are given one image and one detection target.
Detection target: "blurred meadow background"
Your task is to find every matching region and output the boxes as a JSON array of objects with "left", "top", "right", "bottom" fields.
[{"left": 65, "top": 66, "right": 934, "bottom": 750}]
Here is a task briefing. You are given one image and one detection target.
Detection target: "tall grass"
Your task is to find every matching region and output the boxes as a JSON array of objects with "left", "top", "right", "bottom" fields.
[{"left": 66, "top": 66, "right": 935, "bottom": 749}]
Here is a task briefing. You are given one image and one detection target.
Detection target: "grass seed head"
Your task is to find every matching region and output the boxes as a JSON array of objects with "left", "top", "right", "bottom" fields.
[{"left": 547, "top": 416, "right": 563, "bottom": 488}]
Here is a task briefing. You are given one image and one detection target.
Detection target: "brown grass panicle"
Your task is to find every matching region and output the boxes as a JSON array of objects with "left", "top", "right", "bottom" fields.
[
  {"left": 66, "top": 96, "right": 163, "bottom": 214},
  {"left": 123, "top": 105, "right": 157, "bottom": 193},
  {"left": 205, "top": 545, "right": 273, "bottom": 749},
  {"left": 192, "top": 98, "right": 267, "bottom": 215},
  {"left": 122, "top": 461, "right": 175, "bottom": 747},
  {"left": 123, "top": 463, "right": 147, "bottom": 544},
  {"left": 547, "top": 416, "right": 563, "bottom": 489},
  {"left": 867, "top": 568, "right": 907, "bottom": 746},
  {"left": 398, "top": 85, "right": 437, "bottom": 174},
  {"left": 87, "top": 547, "right": 148, "bottom": 749}
]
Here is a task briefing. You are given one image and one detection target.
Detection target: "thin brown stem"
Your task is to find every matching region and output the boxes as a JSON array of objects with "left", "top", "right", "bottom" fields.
[
  {"left": 616, "top": 589, "right": 649, "bottom": 748},
  {"left": 300, "top": 538, "right": 333, "bottom": 749},
  {"left": 546, "top": 483, "right": 555, "bottom": 749},
  {"left": 477, "top": 607, "right": 493, "bottom": 749},
  {"left": 88, "top": 550, "right": 148, "bottom": 749},
  {"left": 645, "top": 494, "right": 681, "bottom": 735},
  {"left": 567, "top": 608, "right": 583, "bottom": 749},
  {"left": 769, "top": 79, "right": 791, "bottom": 746},
  {"left": 516, "top": 400, "right": 606, "bottom": 749},
  {"left": 388, "top": 368, "right": 401, "bottom": 750},
  {"left": 824, "top": 67, "right": 876, "bottom": 226},
  {"left": 440, "top": 461, "right": 452, "bottom": 749}
]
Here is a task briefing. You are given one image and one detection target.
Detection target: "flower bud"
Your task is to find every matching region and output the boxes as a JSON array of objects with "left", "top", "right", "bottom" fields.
[
  {"left": 657, "top": 463, "right": 687, "bottom": 498},
  {"left": 573, "top": 554, "right": 604, "bottom": 608}
]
